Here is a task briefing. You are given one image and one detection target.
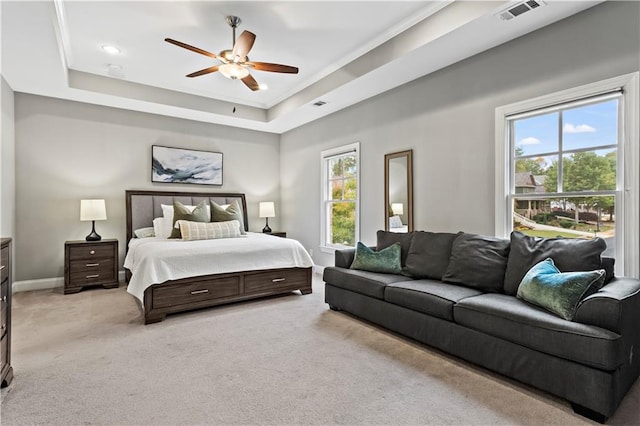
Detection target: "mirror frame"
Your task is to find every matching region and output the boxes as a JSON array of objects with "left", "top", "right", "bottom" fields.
[{"left": 384, "top": 149, "right": 413, "bottom": 232}]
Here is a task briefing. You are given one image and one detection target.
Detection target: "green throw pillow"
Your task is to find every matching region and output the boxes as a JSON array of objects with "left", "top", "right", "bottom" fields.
[
  {"left": 168, "top": 200, "right": 210, "bottom": 239},
  {"left": 211, "top": 200, "right": 246, "bottom": 235},
  {"left": 517, "top": 258, "right": 605, "bottom": 321},
  {"left": 350, "top": 242, "right": 402, "bottom": 274}
]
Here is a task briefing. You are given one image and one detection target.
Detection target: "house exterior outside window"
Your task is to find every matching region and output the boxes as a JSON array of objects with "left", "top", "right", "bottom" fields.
[
  {"left": 320, "top": 142, "right": 360, "bottom": 252},
  {"left": 495, "top": 74, "right": 639, "bottom": 278}
]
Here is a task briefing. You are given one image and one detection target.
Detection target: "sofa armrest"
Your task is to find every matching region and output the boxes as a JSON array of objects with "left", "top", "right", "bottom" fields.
[
  {"left": 574, "top": 277, "right": 640, "bottom": 334},
  {"left": 334, "top": 248, "right": 357, "bottom": 268}
]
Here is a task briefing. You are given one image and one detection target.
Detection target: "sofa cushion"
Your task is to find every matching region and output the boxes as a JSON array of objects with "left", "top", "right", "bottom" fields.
[
  {"left": 322, "top": 266, "right": 410, "bottom": 300},
  {"left": 517, "top": 258, "right": 605, "bottom": 320},
  {"left": 350, "top": 242, "right": 402, "bottom": 274},
  {"left": 503, "top": 231, "right": 606, "bottom": 296},
  {"left": 377, "top": 230, "right": 413, "bottom": 266},
  {"left": 601, "top": 256, "right": 615, "bottom": 284},
  {"left": 404, "top": 231, "right": 461, "bottom": 280},
  {"left": 385, "top": 280, "right": 483, "bottom": 321},
  {"left": 454, "top": 293, "right": 623, "bottom": 370},
  {"left": 442, "top": 233, "right": 510, "bottom": 292}
]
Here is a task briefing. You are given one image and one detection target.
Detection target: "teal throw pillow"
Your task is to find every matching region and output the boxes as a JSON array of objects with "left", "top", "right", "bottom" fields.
[
  {"left": 168, "top": 200, "right": 210, "bottom": 239},
  {"left": 350, "top": 242, "right": 402, "bottom": 274},
  {"left": 517, "top": 258, "right": 605, "bottom": 321}
]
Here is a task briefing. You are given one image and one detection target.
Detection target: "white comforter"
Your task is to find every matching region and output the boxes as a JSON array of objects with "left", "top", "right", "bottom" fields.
[{"left": 124, "top": 232, "right": 314, "bottom": 303}]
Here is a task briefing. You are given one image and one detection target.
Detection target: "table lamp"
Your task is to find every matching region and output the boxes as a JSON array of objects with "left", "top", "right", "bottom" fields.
[
  {"left": 391, "top": 203, "right": 404, "bottom": 216},
  {"left": 259, "top": 202, "right": 275, "bottom": 233},
  {"left": 80, "top": 199, "right": 107, "bottom": 241}
]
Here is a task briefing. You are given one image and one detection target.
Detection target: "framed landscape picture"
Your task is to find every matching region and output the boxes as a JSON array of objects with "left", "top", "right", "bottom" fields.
[{"left": 152, "top": 145, "right": 223, "bottom": 186}]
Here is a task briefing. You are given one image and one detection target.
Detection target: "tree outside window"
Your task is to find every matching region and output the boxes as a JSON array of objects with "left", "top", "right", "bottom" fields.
[
  {"left": 327, "top": 155, "right": 357, "bottom": 246},
  {"left": 510, "top": 98, "right": 619, "bottom": 257},
  {"left": 321, "top": 143, "right": 359, "bottom": 250}
]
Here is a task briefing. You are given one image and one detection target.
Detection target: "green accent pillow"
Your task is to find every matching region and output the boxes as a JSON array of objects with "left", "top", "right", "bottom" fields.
[
  {"left": 210, "top": 200, "right": 246, "bottom": 235},
  {"left": 350, "top": 242, "right": 402, "bottom": 274},
  {"left": 168, "top": 200, "right": 210, "bottom": 239},
  {"left": 517, "top": 258, "right": 605, "bottom": 321}
]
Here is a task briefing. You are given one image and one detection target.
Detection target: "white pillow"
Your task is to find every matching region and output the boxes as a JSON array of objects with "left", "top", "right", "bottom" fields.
[
  {"left": 161, "top": 203, "right": 211, "bottom": 223},
  {"left": 389, "top": 215, "right": 403, "bottom": 229},
  {"left": 177, "top": 220, "right": 241, "bottom": 241},
  {"left": 153, "top": 217, "right": 173, "bottom": 239},
  {"left": 134, "top": 227, "right": 155, "bottom": 238}
]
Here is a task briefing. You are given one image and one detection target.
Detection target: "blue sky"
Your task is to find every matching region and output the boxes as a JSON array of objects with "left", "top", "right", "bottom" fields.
[{"left": 514, "top": 99, "right": 618, "bottom": 158}]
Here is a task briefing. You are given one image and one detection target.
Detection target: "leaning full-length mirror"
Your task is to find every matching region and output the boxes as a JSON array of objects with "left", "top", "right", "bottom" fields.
[{"left": 384, "top": 149, "right": 413, "bottom": 232}]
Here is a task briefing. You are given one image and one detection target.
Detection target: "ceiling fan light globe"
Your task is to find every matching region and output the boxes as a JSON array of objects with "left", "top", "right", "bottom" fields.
[{"left": 219, "top": 63, "right": 250, "bottom": 80}]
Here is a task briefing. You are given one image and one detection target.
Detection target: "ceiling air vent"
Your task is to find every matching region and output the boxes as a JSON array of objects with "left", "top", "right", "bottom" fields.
[
  {"left": 495, "top": 0, "right": 546, "bottom": 21},
  {"left": 313, "top": 100, "right": 327, "bottom": 107}
]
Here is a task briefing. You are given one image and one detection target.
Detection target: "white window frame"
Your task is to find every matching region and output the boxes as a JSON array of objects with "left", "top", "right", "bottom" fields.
[
  {"left": 495, "top": 73, "right": 639, "bottom": 278},
  {"left": 320, "top": 142, "right": 360, "bottom": 253}
]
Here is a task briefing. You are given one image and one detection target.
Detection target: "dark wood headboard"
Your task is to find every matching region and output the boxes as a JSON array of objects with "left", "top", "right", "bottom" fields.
[{"left": 125, "top": 190, "right": 248, "bottom": 244}]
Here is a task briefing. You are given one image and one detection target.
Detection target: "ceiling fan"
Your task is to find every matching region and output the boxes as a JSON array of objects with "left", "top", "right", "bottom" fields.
[{"left": 165, "top": 16, "right": 299, "bottom": 91}]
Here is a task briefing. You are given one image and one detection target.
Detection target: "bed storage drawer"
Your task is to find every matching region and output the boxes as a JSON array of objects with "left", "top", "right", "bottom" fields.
[
  {"left": 244, "top": 269, "right": 309, "bottom": 294},
  {"left": 153, "top": 276, "right": 241, "bottom": 308}
]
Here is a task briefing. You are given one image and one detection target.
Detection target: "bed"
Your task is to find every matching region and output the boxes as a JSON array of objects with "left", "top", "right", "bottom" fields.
[{"left": 125, "top": 190, "right": 313, "bottom": 324}]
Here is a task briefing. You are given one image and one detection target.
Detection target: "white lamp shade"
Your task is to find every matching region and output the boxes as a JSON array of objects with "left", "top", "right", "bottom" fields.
[
  {"left": 80, "top": 199, "right": 107, "bottom": 221},
  {"left": 391, "top": 203, "right": 404, "bottom": 215},
  {"left": 259, "top": 202, "right": 275, "bottom": 218}
]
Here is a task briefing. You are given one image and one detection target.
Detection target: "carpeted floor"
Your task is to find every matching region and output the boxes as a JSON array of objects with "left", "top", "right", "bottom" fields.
[{"left": 1, "top": 274, "right": 638, "bottom": 425}]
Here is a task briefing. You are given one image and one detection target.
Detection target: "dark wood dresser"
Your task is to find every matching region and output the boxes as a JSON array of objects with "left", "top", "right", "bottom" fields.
[
  {"left": 1, "top": 237, "right": 13, "bottom": 387},
  {"left": 64, "top": 239, "right": 119, "bottom": 294}
]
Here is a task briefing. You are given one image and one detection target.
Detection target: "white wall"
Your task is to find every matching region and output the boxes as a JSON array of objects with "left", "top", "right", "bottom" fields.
[
  {"left": 1, "top": 76, "right": 15, "bottom": 240},
  {"left": 280, "top": 1, "right": 640, "bottom": 267},
  {"left": 14, "top": 95, "right": 280, "bottom": 281}
]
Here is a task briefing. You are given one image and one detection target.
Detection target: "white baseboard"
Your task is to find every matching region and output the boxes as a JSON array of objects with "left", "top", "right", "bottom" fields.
[
  {"left": 313, "top": 265, "right": 325, "bottom": 276},
  {"left": 13, "top": 270, "right": 126, "bottom": 293},
  {"left": 12, "top": 277, "right": 63, "bottom": 293}
]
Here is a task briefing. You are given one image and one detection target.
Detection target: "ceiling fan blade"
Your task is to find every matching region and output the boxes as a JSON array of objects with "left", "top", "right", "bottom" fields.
[
  {"left": 247, "top": 61, "right": 298, "bottom": 74},
  {"left": 165, "top": 38, "right": 217, "bottom": 59},
  {"left": 231, "top": 31, "right": 256, "bottom": 61},
  {"left": 241, "top": 74, "right": 260, "bottom": 91},
  {"left": 186, "top": 65, "right": 220, "bottom": 78}
]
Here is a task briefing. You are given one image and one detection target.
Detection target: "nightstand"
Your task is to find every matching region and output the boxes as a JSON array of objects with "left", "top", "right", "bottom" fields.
[
  {"left": 64, "top": 239, "right": 119, "bottom": 294},
  {"left": 266, "top": 231, "right": 286, "bottom": 238}
]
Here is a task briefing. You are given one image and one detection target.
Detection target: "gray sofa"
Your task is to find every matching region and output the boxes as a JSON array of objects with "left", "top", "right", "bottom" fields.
[{"left": 323, "top": 230, "right": 640, "bottom": 423}]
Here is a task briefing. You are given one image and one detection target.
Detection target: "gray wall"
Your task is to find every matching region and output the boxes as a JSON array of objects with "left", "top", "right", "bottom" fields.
[
  {"left": 14, "top": 95, "right": 280, "bottom": 281},
  {"left": 280, "top": 1, "right": 640, "bottom": 267},
  {"left": 9, "top": 1, "right": 640, "bottom": 279},
  {"left": 1, "top": 76, "right": 15, "bottom": 240}
]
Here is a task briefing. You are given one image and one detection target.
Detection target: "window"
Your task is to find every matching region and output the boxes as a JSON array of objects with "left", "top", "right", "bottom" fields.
[
  {"left": 496, "top": 74, "right": 639, "bottom": 277},
  {"left": 321, "top": 143, "right": 360, "bottom": 252}
]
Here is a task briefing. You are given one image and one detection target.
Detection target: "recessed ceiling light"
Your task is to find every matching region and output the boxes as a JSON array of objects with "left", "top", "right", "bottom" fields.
[
  {"left": 258, "top": 83, "right": 269, "bottom": 91},
  {"left": 101, "top": 45, "right": 121, "bottom": 54}
]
